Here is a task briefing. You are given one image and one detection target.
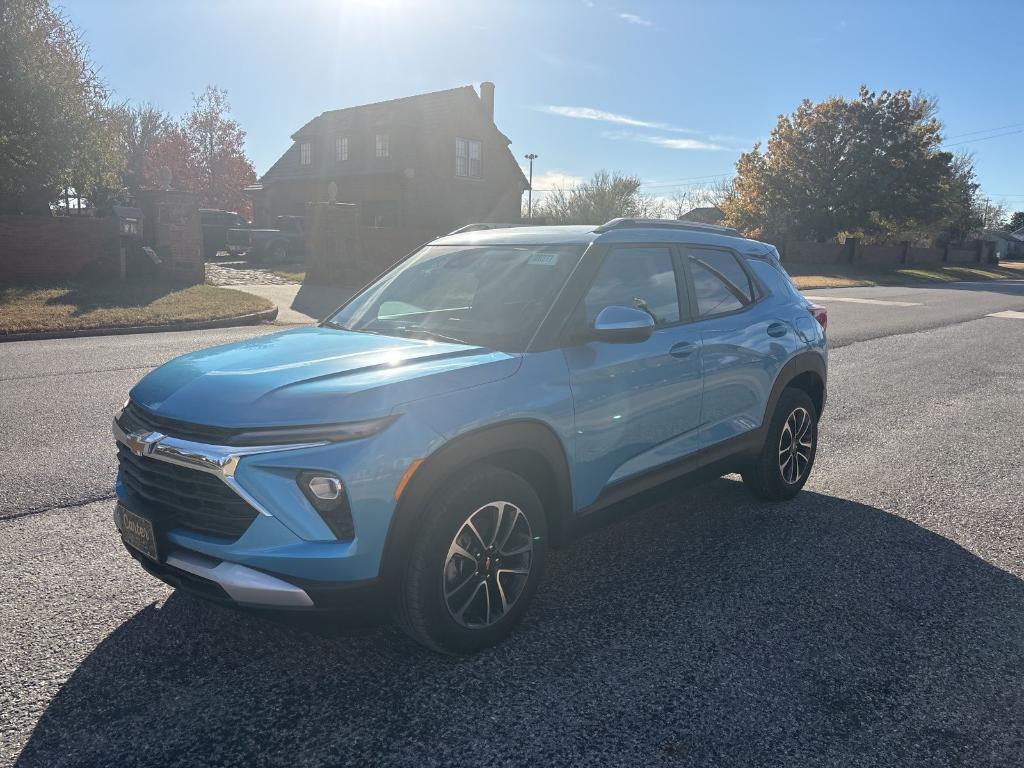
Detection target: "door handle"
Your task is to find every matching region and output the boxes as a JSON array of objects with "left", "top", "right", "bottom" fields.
[
  {"left": 767, "top": 322, "right": 788, "bottom": 338},
  {"left": 670, "top": 341, "right": 695, "bottom": 358}
]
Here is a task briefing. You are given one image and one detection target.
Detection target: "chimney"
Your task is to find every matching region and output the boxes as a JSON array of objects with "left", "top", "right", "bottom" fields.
[{"left": 480, "top": 81, "right": 495, "bottom": 123}]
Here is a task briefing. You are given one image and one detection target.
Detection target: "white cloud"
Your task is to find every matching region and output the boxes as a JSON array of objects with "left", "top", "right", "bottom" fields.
[
  {"left": 538, "top": 105, "right": 693, "bottom": 133},
  {"left": 602, "top": 130, "right": 728, "bottom": 151},
  {"left": 619, "top": 12, "right": 652, "bottom": 26},
  {"left": 638, "top": 135, "right": 727, "bottom": 151},
  {"left": 521, "top": 168, "right": 585, "bottom": 192}
]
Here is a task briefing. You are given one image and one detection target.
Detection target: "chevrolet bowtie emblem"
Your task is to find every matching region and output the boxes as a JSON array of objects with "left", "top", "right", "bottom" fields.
[{"left": 125, "top": 430, "right": 165, "bottom": 457}]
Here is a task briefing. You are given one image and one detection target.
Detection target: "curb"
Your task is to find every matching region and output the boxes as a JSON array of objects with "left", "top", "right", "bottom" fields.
[{"left": 0, "top": 306, "right": 279, "bottom": 343}]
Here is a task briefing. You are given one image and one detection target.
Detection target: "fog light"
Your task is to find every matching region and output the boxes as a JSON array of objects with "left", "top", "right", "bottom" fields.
[
  {"left": 296, "top": 471, "right": 354, "bottom": 541},
  {"left": 306, "top": 475, "right": 342, "bottom": 500}
]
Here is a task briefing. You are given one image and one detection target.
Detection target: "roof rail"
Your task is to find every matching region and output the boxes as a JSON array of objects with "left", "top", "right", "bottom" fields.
[
  {"left": 593, "top": 218, "right": 741, "bottom": 237},
  {"left": 445, "top": 222, "right": 523, "bottom": 235}
]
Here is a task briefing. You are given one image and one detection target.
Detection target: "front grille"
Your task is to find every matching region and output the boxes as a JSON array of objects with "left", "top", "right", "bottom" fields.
[
  {"left": 119, "top": 401, "right": 240, "bottom": 445},
  {"left": 117, "top": 443, "right": 258, "bottom": 540}
]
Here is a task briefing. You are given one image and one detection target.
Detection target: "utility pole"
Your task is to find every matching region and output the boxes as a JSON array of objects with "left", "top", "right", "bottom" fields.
[{"left": 524, "top": 153, "right": 538, "bottom": 219}]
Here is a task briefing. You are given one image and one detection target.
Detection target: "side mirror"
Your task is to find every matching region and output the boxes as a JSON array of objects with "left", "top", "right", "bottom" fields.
[{"left": 591, "top": 305, "right": 655, "bottom": 343}]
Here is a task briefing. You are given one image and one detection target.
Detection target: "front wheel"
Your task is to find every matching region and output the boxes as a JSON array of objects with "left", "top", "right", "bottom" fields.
[
  {"left": 743, "top": 387, "right": 818, "bottom": 501},
  {"left": 396, "top": 465, "right": 547, "bottom": 654}
]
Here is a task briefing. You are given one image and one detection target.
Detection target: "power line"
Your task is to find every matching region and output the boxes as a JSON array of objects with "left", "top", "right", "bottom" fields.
[
  {"left": 945, "top": 121, "right": 1024, "bottom": 140},
  {"left": 943, "top": 128, "right": 1024, "bottom": 148},
  {"left": 530, "top": 172, "right": 736, "bottom": 194},
  {"left": 639, "top": 171, "right": 735, "bottom": 185}
]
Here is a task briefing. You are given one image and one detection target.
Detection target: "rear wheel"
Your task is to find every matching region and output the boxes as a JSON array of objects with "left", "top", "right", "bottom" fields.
[
  {"left": 396, "top": 465, "right": 547, "bottom": 654},
  {"left": 743, "top": 387, "right": 818, "bottom": 501},
  {"left": 269, "top": 241, "right": 287, "bottom": 262}
]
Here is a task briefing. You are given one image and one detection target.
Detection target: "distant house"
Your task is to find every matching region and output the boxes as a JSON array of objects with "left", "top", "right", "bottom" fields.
[
  {"left": 678, "top": 206, "right": 725, "bottom": 225},
  {"left": 974, "top": 228, "right": 1024, "bottom": 260},
  {"left": 247, "top": 82, "right": 529, "bottom": 234}
]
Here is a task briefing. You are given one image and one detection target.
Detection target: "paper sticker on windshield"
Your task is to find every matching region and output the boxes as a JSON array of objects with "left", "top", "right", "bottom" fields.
[{"left": 527, "top": 252, "right": 559, "bottom": 266}]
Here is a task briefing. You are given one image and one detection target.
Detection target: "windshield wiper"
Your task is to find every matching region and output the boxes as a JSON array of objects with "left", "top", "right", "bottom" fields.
[{"left": 394, "top": 326, "right": 469, "bottom": 345}]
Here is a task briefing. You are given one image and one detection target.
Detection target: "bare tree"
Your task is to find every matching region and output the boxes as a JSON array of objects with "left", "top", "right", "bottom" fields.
[
  {"left": 536, "top": 170, "right": 663, "bottom": 224},
  {"left": 667, "top": 178, "right": 735, "bottom": 219},
  {"left": 974, "top": 196, "right": 1008, "bottom": 230}
]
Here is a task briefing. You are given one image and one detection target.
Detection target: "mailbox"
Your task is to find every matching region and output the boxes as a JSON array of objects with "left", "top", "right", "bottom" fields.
[
  {"left": 111, "top": 206, "right": 145, "bottom": 282},
  {"left": 112, "top": 206, "right": 143, "bottom": 239}
]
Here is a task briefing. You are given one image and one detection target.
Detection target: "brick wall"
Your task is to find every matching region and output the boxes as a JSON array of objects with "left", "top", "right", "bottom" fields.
[
  {"left": 0, "top": 215, "right": 117, "bottom": 283},
  {"left": 136, "top": 190, "right": 204, "bottom": 285},
  {"left": 779, "top": 241, "right": 846, "bottom": 264},
  {"left": 776, "top": 239, "right": 990, "bottom": 267},
  {"left": 907, "top": 246, "right": 943, "bottom": 265}
]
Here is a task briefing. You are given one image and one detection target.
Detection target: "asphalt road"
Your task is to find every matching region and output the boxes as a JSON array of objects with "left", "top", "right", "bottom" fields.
[{"left": 2, "top": 281, "right": 1024, "bottom": 767}]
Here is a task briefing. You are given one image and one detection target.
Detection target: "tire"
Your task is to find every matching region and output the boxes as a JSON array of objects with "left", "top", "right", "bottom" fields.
[
  {"left": 743, "top": 387, "right": 818, "bottom": 501},
  {"left": 269, "top": 241, "right": 287, "bottom": 263},
  {"left": 396, "top": 465, "right": 548, "bottom": 654}
]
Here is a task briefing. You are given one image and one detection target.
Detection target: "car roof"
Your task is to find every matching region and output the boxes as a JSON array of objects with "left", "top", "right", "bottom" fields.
[
  {"left": 430, "top": 221, "right": 772, "bottom": 255},
  {"left": 431, "top": 225, "right": 597, "bottom": 247}
]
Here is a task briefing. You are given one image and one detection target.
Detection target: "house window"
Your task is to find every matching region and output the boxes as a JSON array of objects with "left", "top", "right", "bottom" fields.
[
  {"left": 375, "top": 133, "right": 389, "bottom": 159},
  {"left": 456, "top": 138, "right": 482, "bottom": 178},
  {"left": 299, "top": 142, "right": 311, "bottom": 166},
  {"left": 336, "top": 136, "right": 348, "bottom": 162}
]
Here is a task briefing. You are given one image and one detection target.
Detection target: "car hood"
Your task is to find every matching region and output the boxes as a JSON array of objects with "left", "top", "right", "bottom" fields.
[{"left": 130, "top": 326, "right": 520, "bottom": 428}]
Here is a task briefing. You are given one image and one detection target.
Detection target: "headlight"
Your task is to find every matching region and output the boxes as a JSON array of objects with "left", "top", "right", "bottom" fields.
[{"left": 228, "top": 415, "right": 397, "bottom": 446}]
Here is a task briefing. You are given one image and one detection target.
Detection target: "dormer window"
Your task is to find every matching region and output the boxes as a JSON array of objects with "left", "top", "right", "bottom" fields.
[
  {"left": 375, "top": 133, "right": 390, "bottom": 159},
  {"left": 456, "top": 138, "right": 482, "bottom": 178},
  {"left": 336, "top": 136, "right": 348, "bottom": 162},
  {"left": 299, "top": 142, "right": 312, "bottom": 166}
]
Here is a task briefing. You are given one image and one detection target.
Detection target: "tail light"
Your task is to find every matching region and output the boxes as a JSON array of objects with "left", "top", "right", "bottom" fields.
[{"left": 808, "top": 302, "right": 827, "bottom": 331}]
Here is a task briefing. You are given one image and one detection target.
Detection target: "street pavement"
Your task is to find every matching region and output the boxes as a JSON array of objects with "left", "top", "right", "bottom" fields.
[{"left": 2, "top": 280, "right": 1024, "bottom": 766}]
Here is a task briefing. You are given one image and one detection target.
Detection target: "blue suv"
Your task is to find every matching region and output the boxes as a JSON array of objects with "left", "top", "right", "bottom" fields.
[{"left": 113, "top": 219, "right": 827, "bottom": 653}]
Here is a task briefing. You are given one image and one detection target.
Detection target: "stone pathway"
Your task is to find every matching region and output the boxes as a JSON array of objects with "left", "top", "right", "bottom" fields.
[
  {"left": 204, "top": 260, "right": 359, "bottom": 325},
  {"left": 205, "top": 261, "right": 296, "bottom": 286}
]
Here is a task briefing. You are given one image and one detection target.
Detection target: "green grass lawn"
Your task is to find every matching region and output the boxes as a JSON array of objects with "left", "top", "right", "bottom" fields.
[
  {"left": 270, "top": 269, "right": 306, "bottom": 283},
  {"left": 0, "top": 281, "right": 273, "bottom": 335},
  {"left": 787, "top": 261, "right": 1024, "bottom": 290}
]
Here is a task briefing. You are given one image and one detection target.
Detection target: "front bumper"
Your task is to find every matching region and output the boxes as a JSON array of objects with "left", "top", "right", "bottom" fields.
[
  {"left": 112, "top": 408, "right": 440, "bottom": 607},
  {"left": 121, "top": 536, "right": 384, "bottom": 612}
]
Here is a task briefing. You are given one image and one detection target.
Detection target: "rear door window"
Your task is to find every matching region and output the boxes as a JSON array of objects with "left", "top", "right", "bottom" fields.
[{"left": 686, "top": 247, "right": 755, "bottom": 318}]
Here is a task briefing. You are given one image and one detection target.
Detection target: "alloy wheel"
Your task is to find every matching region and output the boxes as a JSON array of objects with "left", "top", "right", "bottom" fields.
[
  {"left": 443, "top": 501, "right": 533, "bottom": 629},
  {"left": 778, "top": 406, "right": 813, "bottom": 484}
]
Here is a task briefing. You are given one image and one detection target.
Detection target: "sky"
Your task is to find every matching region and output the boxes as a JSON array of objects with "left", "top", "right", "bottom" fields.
[{"left": 64, "top": 0, "right": 1024, "bottom": 213}]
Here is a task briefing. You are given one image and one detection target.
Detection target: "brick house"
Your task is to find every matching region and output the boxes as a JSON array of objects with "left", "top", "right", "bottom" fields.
[{"left": 247, "top": 82, "right": 529, "bottom": 234}]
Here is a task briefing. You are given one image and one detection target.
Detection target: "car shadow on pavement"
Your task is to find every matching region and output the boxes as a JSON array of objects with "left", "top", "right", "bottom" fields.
[
  {"left": 291, "top": 283, "right": 358, "bottom": 322},
  {"left": 16, "top": 479, "right": 1024, "bottom": 767}
]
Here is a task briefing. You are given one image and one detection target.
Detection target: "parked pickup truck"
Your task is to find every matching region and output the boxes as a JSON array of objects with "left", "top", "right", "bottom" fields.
[
  {"left": 200, "top": 209, "right": 250, "bottom": 259},
  {"left": 227, "top": 215, "right": 305, "bottom": 263}
]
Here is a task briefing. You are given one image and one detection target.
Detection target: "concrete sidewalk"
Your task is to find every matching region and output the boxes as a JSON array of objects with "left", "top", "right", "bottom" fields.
[{"left": 232, "top": 283, "right": 359, "bottom": 325}]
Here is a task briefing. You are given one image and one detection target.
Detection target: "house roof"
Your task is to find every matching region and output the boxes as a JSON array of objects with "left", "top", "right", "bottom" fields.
[
  {"left": 678, "top": 206, "right": 725, "bottom": 223},
  {"left": 263, "top": 85, "right": 528, "bottom": 188},
  {"left": 978, "top": 228, "right": 1024, "bottom": 242},
  {"left": 291, "top": 85, "right": 478, "bottom": 140}
]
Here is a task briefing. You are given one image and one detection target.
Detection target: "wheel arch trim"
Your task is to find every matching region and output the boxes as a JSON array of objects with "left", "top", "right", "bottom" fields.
[
  {"left": 379, "top": 418, "right": 573, "bottom": 588},
  {"left": 763, "top": 351, "right": 827, "bottom": 428}
]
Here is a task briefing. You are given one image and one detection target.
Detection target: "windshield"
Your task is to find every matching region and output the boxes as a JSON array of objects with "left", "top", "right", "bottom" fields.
[{"left": 327, "top": 243, "right": 587, "bottom": 350}]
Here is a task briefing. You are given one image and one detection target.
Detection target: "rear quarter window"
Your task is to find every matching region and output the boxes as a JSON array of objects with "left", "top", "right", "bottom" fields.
[{"left": 745, "top": 257, "right": 804, "bottom": 303}]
